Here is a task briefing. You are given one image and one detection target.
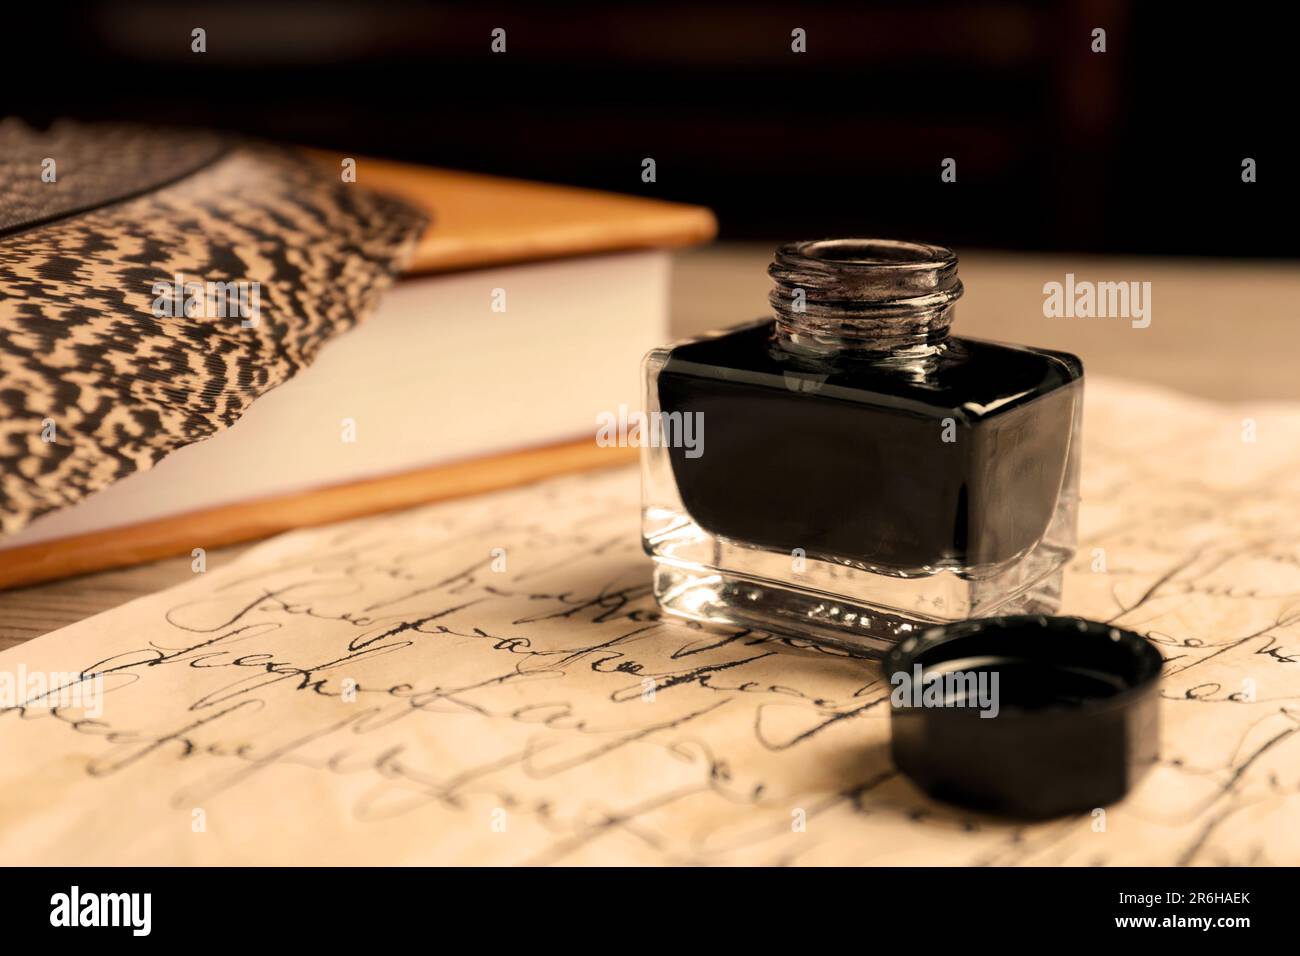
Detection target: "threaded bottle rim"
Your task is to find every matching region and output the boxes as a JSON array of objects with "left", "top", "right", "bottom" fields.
[{"left": 769, "top": 238, "right": 964, "bottom": 356}]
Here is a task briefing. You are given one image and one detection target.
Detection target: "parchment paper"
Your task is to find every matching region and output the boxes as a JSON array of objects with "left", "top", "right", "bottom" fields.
[{"left": 2, "top": 377, "right": 1299, "bottom": 865}]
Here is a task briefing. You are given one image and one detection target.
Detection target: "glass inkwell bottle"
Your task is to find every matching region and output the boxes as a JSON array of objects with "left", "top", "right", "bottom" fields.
[{"left": 641, "top": 239, "right": 1084, "bottom": 654}]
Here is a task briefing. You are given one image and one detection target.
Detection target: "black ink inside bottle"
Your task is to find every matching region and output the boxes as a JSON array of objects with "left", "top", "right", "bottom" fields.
[{"left": 658, "top": 324, "right": 1081, "bottom": 572}]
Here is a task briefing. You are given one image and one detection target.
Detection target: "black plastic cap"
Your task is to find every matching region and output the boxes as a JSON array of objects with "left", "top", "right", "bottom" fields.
[{"left": 882, "top": 615, "right": 1163, "bottom": 819}]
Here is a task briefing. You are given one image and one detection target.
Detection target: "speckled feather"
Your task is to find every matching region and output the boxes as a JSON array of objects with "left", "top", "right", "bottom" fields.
[{"left": 0, "top": 123, "right": 427, "bottom": 536}]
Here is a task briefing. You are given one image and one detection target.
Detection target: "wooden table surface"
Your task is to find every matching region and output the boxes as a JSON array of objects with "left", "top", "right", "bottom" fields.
[{"left": 3, "top": 243, "right": 1297, "bottom": 650}]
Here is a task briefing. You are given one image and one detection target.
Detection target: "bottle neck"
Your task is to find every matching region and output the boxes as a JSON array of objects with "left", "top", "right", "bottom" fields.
[{"left": 768, "top": 238, "right": 963, "bottom": 360}]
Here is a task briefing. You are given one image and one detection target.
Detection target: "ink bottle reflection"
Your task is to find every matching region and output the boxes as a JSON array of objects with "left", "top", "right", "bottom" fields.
[{"left": 641, "top": 239, "right": 1084, "bottom": 654}]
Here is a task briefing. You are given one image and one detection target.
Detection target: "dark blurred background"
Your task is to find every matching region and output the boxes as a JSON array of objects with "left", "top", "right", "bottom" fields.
[{"left": 6, "top": 1, "right": 1290, "bottom": 256}]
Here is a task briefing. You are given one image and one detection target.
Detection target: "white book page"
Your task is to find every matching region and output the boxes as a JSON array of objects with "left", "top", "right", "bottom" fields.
[{"left": 1, "top": 251, "right": 667, "bottom": 548}]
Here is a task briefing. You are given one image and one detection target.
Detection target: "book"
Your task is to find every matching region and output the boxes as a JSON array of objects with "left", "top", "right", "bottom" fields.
[{"left": 0, "top": 151, "right": 715, "bottom": 587}]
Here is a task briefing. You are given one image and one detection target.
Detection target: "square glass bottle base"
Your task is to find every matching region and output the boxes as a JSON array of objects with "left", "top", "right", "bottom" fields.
[{"left": 645, "top": 509, "right": 1069, "bottom": 656}]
